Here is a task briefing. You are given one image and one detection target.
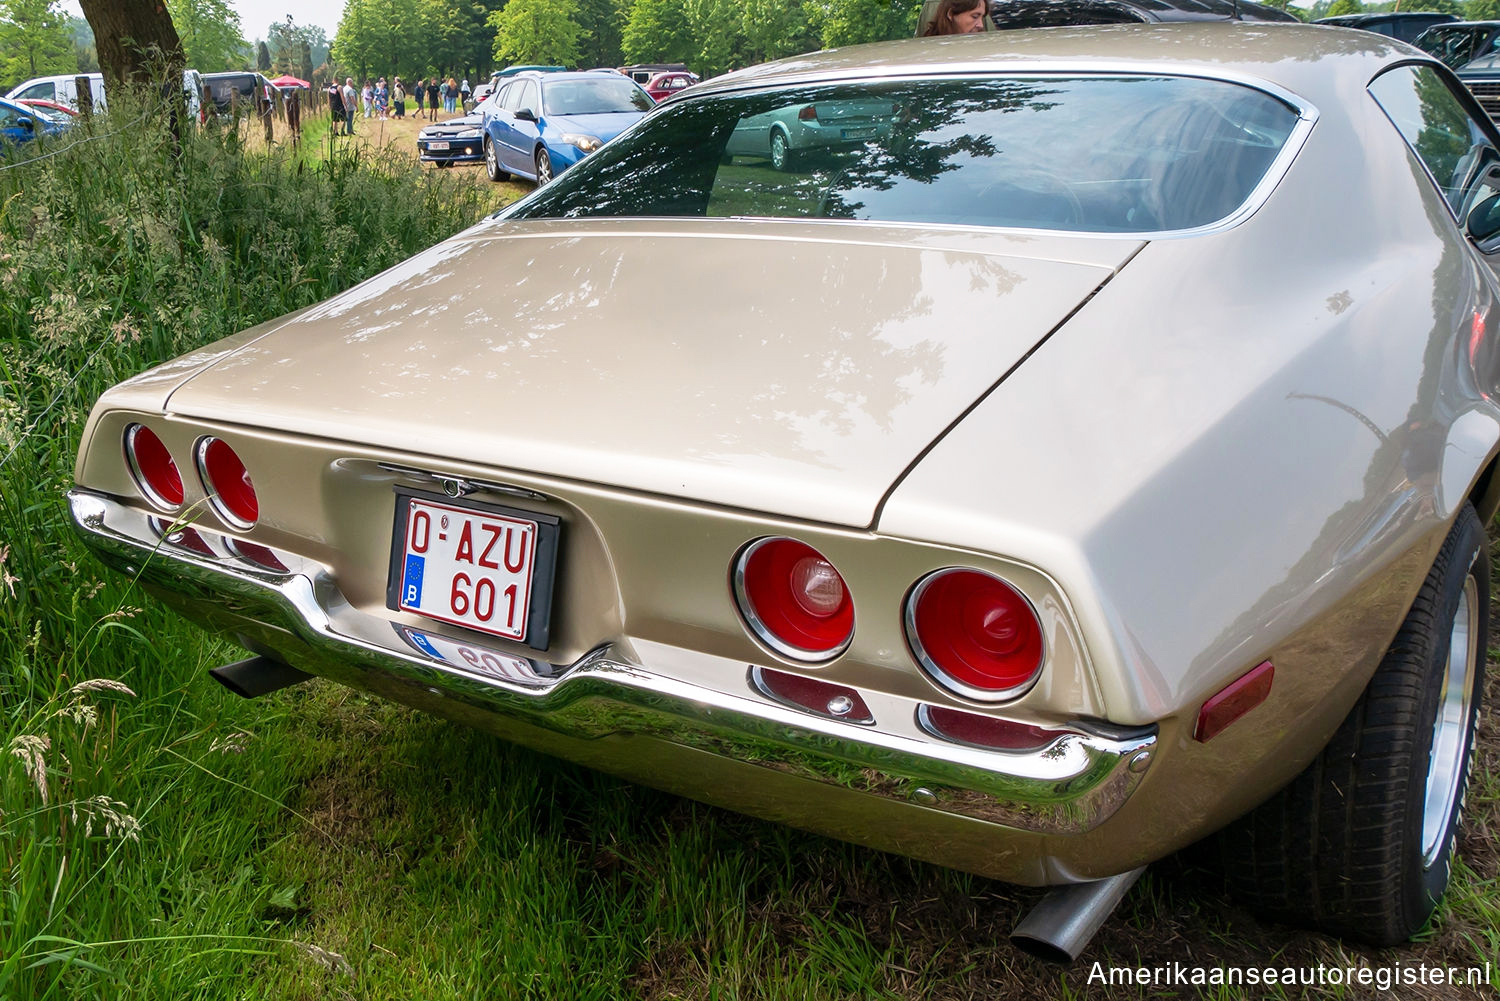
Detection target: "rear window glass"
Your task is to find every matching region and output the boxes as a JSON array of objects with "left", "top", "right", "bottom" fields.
[{"left": 510, "top": 75, "right": 1302, "bottom": 233}]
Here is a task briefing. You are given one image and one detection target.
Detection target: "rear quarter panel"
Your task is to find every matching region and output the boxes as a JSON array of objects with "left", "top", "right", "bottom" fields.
[{"left": 880, "top": 58, "right": 1500, "bottom": 830}]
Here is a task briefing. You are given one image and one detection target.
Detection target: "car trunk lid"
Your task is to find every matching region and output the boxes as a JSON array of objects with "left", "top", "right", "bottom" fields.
[{"left": 168, "top": 218, "right": 1140, "bottom": 527}]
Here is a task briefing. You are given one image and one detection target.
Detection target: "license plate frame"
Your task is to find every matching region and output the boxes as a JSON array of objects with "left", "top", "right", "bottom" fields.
[
  {"left": 385, "top": 488, "right": 561, "bottom": 651},
  {"left": 429, "top": 140, "right": 451, "bottom": 150}
]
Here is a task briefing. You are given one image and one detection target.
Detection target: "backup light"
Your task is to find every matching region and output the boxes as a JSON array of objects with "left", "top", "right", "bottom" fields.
[
  {"left": 906, "top": 568, "right": 1044, "bottom": 701},
  {"left": 195, "top": 437, "right": 258, "bottom": 528},
  {"left": 733, "top": 537, "right": 854, "bottom": 661},
  {"left": 123, "top": 424, "right": 184, "bottom": 509},
  {"left": 919, "top": 704, "right": 1062, "bottom": 751},
  {"left": 229, "top": 539, "right": 288, "bottom": 573}
]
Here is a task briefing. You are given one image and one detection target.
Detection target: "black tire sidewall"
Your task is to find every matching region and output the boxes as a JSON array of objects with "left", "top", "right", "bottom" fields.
[{"left": 1401, "top": 505, "right": 1488, "bottom": 930}]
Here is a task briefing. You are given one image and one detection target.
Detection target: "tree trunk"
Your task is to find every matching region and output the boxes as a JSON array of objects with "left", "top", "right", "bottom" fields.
[{"left": 78, "top": 0, "right": 184, "bottom": 91}]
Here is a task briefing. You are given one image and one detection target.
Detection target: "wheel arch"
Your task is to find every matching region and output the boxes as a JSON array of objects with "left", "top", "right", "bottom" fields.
[
  {"left": 1452, "top": 409, "right": 1500, "bottom": 523},
  {"left": 1468, "top": 448, "right": 1500, "bottom": 525}
]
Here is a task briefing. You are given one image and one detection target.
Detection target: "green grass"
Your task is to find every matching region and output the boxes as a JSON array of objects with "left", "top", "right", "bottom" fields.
[{"left": 1, "top": 89, "right": 1498, "bottom": 1000}]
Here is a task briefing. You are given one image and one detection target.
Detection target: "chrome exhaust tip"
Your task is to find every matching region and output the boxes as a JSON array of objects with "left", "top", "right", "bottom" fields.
[{"left": 1010, "top": 866, "right": 1145, "bottom": 963}]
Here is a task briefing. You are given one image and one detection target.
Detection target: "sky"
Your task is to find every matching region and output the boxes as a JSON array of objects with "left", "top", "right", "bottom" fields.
[{"left": 58, "top": 0, "right": 346, "bottom": 41}]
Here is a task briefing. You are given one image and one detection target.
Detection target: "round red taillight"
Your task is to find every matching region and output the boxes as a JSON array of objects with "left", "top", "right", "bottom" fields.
[
  {"left": 906, "top": 568, "right": 1044, "bottom": 701},
  {"left": 195, "top": 437, "right": 258, "bottom": 528},
  {"left": 733, "top": 537, "right": 854, "bottom": 662},
  {"left": 123, "top": 424, "right": 183, "bottom": 509}
]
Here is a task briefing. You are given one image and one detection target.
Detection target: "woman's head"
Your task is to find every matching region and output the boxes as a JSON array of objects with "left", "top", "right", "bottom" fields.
[{"left": 924, "top": 0, "right": 987, "bottom": 35}]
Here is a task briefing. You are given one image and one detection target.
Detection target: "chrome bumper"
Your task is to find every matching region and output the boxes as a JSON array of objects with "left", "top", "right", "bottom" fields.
[{"left": 68, "top": 489, "right": 1157, "bottom": 865}]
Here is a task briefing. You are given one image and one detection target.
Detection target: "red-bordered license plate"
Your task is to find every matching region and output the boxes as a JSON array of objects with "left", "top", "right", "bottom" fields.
[{"left": 386, "top": 491, "right": 560, "bottom": 649}]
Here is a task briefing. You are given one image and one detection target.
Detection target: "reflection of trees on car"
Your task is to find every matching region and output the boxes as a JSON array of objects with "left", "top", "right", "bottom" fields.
[{"left": 819, "top": 81, "right": 1056, "bottom": 218}]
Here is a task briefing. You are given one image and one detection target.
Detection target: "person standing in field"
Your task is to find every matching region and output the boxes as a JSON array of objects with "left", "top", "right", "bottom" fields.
[
  {"left": 413, "top": 78, "right": 426, "bottom": 120},
  {"left": 393, "top": 78, "right": 406, "bottom": 118},
  {"left": 361, "top": 80, "right": 372, "bottom": 117},
  {"left": 447, "top": 77, "right": 459, "bottom": 113},
  {"left": 460, "top": 78, "right": 471, "bottom": 110},
  {"left": 343, "top": 77, "right": 358, "bottom": 135},
  {"left": 427, "top": 79, "right": 440, "bottom": 120},
  {"left": 327, "top": 78, "right": 345, "bottom": 135}
]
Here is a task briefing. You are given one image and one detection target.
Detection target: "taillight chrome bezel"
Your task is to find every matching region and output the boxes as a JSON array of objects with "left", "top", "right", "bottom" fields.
[
  {"left": 904, "top": 567, "right": 1046, "bottom": 703},
  {"left": 123, "top": 423, "right": 184, "bottom": 511},
  {"left": 194, "top": 436, "right": 258, "bottom": 530},
  {"left": 732, "top": 536, "right": 855, "bottom": 664}
]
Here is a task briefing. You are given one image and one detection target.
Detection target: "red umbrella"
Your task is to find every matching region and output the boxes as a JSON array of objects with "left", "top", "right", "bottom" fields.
[{"left": 268, "top": 74, "right": 310, "bottom": 88}]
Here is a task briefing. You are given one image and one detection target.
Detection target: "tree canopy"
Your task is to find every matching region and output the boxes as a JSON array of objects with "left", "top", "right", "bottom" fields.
[
  {"left": 0, "top": 0, "right": 73, "bottom": 90},
  {"left": 490, "top": 0, "right": 582, "bottom": 68},
  {"left": 168, "top": 0, "right": 247, "bottom": 73}
]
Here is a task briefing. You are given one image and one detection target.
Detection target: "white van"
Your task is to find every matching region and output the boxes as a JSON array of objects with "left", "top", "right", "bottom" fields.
[
  {"left": 6, "top": 70, "right": 203, "bottom": 119},
  {"left": 6, "top": 72, "right": 106, "bottom": 111}
]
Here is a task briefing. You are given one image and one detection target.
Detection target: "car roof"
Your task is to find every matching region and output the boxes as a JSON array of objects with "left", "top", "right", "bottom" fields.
[
  {"left": 987, "top": 0, "right": 1297, "bottom": 26},
  {"left": 1421, "top": 20, "right": 1500, "bottom": 29},
  {"left": 1316, "top": 11, "right": 1455, "bottom": 24},
  {"left": 688, "top": 23, "right": 1421, "bottom": 105},
  {"left": 524, "top": 70, "right": 641, "bottom": 84}
]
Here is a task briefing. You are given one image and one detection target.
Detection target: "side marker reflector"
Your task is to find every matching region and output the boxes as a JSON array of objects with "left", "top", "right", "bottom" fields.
[{"left": 1194, "top": 660, "right": 1274, "bottom": 742}]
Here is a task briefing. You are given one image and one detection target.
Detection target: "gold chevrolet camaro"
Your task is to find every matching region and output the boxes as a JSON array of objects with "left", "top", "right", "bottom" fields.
[{"left": 68, "top": 24, "right": 1500, "bottom": 959}]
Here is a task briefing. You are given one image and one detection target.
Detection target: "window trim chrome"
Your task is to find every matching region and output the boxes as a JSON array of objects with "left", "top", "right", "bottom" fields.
[{"left": 498, "top": 66, "right": 1320, "bottom": 241}]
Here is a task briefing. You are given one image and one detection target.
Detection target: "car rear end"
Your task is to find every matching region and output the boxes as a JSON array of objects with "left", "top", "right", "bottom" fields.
[{"left": 68, "top": 31, "right": 1361, "bottom": 894}]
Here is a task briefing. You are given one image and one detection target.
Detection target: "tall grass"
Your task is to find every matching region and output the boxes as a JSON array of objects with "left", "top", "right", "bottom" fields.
[
  {"left": 0, "top": 94, "right": 508, "bottom": 998},
  {"left": 0, "top": 92, "right": 1495, "bottom": 1001}
]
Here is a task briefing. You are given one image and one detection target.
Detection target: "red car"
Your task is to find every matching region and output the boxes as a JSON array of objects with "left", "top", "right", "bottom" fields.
[
  {"left": 645, "top": 72, "right": 698, "bottom": 102},
  {"left": 17, "top": 98, "right": 76, "bottom": 117}
]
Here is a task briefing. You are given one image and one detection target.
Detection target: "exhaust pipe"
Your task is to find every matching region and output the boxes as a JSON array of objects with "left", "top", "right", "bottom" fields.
[
  {"left": 1010, "top": 866, "right": 1145, "bottom": 963},
  {"left": 210, "top": 655, "right": 313, "bottom": 699}
]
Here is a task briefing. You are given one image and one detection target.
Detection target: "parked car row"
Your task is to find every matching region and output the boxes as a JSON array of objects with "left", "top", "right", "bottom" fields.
[{"left": 4, "top": 69, "right": 206, "bottom": 119}]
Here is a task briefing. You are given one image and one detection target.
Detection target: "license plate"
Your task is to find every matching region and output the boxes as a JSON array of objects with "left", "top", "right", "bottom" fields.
[
  {"left": 387, "top": 492, "right": 561, "bottom": 648},
  {"left": 841, "top": 127, "right": 876, "bottom": 140},
  {"left": 429, "top": 140, "right": 450, "bottom": 150},
  {"left": 398, "top": 625, "right": 548, "bottom": 686}
]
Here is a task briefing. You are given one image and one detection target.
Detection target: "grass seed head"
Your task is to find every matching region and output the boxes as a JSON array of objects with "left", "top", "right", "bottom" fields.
[
  {"left": 69, "top": 795, "right": 140, "bottom": 842},
  {"left": 8, "top": 734, "right": 50, "bottom": 803}
]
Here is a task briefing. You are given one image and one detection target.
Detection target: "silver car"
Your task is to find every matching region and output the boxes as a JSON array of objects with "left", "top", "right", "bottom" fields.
[
  {"left": 68, "top": 25, "right": 1500, "bottom": 959},
  {"left": 723, "top": 97, "right": 899, "bottom": 170}
]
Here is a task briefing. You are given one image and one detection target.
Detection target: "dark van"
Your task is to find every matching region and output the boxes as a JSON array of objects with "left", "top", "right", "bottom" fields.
[{"left": 201, "top": 72, "right": 273, "bottom": 114}]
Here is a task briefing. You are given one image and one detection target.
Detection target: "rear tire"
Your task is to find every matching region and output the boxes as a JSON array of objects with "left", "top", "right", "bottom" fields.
[
  {"left": 1225, "top": 503, "right": 1487, "bottom": 945},
  {"left": 484, "top": 137, "right": 507, "bottom": 182},
  {"left": 769, "top": 129, "right": 797, "bottom": 172}
]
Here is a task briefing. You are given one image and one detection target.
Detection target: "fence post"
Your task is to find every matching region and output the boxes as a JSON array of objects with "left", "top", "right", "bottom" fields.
[
  {"left": 287, "top": 89, "right": 301, "bottom": 145},
  {"left": 259, "top": 87, "right": 273, "bottom": 143}
]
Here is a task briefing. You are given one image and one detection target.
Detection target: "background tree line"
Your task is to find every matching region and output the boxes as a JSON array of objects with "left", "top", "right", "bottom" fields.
[
  {"left": 328, "top": 0, "right": 926, "bottom": 88},
  {"left": 23, "top": 0, "right": 1488, "bottom": 100}
]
